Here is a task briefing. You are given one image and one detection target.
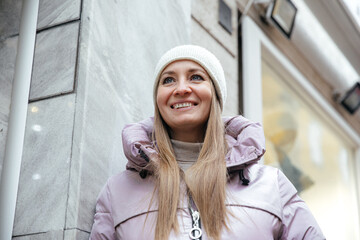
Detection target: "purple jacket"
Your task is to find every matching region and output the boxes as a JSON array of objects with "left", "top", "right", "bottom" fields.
[{"left": 90, "top": 116, "right": 325, "bottom": 239}]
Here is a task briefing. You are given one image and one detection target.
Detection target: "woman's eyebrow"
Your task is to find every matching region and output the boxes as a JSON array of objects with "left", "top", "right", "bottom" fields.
[
  {"left": 161, "top": 68, "right": 206, "bottom": 77},
  {"left": 160, "top": 70, "right": 176, "bottom": 77},
  {"left": 188, "top": 68, "right": 206, "bottom": 74}
]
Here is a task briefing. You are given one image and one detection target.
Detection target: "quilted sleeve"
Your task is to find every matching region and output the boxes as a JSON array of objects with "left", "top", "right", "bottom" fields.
[
  {"left": 121, "top": 117, "right": 157, "bottom": 172},
  {"left": 89, "top": 181, "right": 117, "bottom": 240},
  {"left": 277, "top": 170, "right": 326, "bottom": 240}
]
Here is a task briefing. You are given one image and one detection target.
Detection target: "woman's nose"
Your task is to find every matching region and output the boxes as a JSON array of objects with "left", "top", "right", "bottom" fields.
[{"left": 174, "top": 80, "right": 191, "bottom": 96}]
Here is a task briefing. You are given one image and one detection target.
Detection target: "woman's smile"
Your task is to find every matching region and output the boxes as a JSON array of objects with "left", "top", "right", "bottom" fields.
[{"left": 171, "top": 101, "right": 197, "bottom": 109}]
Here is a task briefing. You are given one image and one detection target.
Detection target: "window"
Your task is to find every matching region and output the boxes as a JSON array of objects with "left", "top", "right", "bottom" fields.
[{"left": 262, "top": 59, "right": 359, "bottom": 239}]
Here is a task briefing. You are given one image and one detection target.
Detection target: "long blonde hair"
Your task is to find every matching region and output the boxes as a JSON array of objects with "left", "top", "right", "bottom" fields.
[{"left": 150, "top": 82, "right": 228, "bottom": 240}]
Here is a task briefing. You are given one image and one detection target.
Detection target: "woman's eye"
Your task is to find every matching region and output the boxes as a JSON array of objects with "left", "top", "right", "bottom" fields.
[
  {"left": 162, "top": 77, "right": 174, "bottom": 84},
  {"left": 190, "top": 75, "right": 204, "bottom": 81}
]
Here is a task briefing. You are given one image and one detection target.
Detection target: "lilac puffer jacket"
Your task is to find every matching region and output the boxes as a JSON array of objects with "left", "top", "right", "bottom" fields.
[{"left": 89, "top": 116, "right": 325, "bottom": 240}]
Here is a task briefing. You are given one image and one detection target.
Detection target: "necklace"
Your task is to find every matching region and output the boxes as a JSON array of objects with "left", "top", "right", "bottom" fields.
[{"left": 188, "top": 195, "right": 202, "bottom": 240}]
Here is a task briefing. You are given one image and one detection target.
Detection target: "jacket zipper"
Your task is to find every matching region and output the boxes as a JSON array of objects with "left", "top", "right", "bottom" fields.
[{"left": 188, "top": 195, "right": 202, "bottom": 240}]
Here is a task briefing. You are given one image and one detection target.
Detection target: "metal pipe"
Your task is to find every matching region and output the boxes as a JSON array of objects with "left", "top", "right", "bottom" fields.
[
  {"left": 291, "top": 0, "right": 358, "bottom": 92},
  {"left": 0, "top": 0, "right": 39, "bottom": 239}
]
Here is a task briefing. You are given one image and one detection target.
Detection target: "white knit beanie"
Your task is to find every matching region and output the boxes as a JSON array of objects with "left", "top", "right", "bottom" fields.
[{"left": 153, "top": 45, "right": 227, "bottom": 110}]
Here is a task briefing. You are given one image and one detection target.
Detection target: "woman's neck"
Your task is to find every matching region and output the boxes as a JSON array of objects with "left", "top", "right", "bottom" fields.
[
  {"left": 170, "top": 128, "right": 205, "bottom": 143},
  {"left": 168, "top": 123, "right": 207, "bottom": 142}
]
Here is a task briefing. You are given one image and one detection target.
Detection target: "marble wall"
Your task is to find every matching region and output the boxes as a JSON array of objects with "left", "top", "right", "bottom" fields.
[
  {"left": 29, "top": 22, "right": 79, "bottom": 100},
  {"left": 0, "top": 36, "right": 17, "bottom": 180},
  {"left": 0, "top": 0, "right": 81, "bottom": 239},
  {"left": 14, "top": 94, "right": 76, "bottom": 236},
  {"left": 0, "top": 0, "right": 80, "bottom": 39},
  {"left": 0, "top": 0, "right": 81, "bottom": 186}
]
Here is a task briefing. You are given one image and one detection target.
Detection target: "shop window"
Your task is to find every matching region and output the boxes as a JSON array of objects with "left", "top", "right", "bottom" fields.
[{"left": 262, "top": 59, "right": 359, "bottom": 239}]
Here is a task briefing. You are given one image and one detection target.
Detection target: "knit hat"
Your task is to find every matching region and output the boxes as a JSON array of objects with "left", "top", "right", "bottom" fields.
[{"left": 153, "top": 45, "right": 227, "bottom": 110}]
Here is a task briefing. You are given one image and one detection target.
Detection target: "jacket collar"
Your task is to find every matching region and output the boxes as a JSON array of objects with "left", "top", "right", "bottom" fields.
[{"left": 122, "top": 116, "right": 266, "bottom": 174}]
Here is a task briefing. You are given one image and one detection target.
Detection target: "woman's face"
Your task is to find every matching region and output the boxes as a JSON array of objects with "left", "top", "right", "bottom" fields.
[{"left": 156, "top": 60, "right": 212, "bottom": 138}]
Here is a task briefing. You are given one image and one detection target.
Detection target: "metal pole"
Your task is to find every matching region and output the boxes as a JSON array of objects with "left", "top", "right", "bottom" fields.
[{"left": 0, "top": 0, "right": 39, "bottom": 239}]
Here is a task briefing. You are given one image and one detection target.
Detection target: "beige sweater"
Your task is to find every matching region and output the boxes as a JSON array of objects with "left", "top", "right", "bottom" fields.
[{"left": 171, "top": 139, "right": 203, "bottom": 171}]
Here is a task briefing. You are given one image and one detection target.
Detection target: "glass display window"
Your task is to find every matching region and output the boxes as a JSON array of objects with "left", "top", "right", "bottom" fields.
[{"left": 262, "top": 59, "right": 359, "bottom": 239}]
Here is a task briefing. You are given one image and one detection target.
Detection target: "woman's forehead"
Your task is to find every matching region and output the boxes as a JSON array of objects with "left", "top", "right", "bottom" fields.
[{"left": 161, "top": 60, "right": 207, "bottom": 74}]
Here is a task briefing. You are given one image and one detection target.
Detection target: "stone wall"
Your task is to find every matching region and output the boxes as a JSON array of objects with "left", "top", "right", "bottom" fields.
[
  {"left": 0, "top": 0, "right": 81, "bottom": 194},
  {"left": 0, "top": 0, "right": 81, "bottom": 239}
]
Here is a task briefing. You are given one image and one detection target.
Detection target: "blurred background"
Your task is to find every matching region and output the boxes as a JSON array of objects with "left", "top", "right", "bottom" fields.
[{"left": 0, "top": 0, "right": 359, "bottom": 239}]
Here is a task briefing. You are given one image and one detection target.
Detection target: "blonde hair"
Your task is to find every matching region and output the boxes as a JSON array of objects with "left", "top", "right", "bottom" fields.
[{"left": 151, "top": 82, "right": 228, "bottom": 240}]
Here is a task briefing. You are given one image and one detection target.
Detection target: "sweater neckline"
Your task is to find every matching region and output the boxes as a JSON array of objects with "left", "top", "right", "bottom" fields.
[{"left": 170, "top": 139, "right": 203, "bottom": 171}]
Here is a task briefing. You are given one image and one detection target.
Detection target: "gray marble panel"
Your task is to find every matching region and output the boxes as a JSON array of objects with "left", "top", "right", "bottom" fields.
[
  {"left": 37, "top": 0, "right": 81, "bottom": 30},
  {"left": 0, "top": 0, "right": 81, "bottom": 39},
  {"left": 13, "top": 230, "right": 63, "bottom": 240},
  {"left": 0, "top": 0, "right": 22, "bottom": 40},
  {"left": 30, "top": 22, "right": 79, "bottom": 101},
  {"left": 0, "top": 121, "right": 6, "bottom": 176},
  {"left": 0, "top": 36, "right": 17, "bottom": 179},
  {"left": 66, "top": 0, "right": 191, "bottom": 231},
  {"left": 13, "top": 94, "right": 75, "bottom": 235},
  {"left": 64, "top": 229, "right": 90, "bottom": 240}
]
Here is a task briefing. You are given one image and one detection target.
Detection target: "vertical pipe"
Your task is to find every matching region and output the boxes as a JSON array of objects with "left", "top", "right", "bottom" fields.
[
  {"left": 0, "top": 0, "right": 39, "bottom": 239},
  {"left": 241, "top": 16, "right": 263, "bottom": 123},
  {"left": 355, "top": 148, "right": 360, "bottom": 239}
]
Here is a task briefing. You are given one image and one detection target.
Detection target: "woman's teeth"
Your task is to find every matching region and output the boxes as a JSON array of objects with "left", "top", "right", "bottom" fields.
[{"left": 173, "top": 102, "right": 193, "bottom": 109}]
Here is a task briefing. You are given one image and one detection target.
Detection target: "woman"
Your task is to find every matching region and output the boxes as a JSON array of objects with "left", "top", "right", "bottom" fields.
[{"left": 90, "top": 45, "right": 325, "bottom": 239}]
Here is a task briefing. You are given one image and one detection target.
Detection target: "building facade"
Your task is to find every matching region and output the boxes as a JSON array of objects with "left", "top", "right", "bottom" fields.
[{"left": 0, "top": 0, "right": 359, "bottom": 239}]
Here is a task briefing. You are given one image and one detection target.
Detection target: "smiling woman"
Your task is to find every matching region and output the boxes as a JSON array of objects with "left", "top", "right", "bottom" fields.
[{"left": 89, "top": 45, "right": 325, "bottom": 240}]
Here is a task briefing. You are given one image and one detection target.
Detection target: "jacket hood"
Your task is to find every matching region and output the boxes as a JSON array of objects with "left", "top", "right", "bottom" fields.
[{"left": 122, "top": 116, "right": 266, "bottom": 175}]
